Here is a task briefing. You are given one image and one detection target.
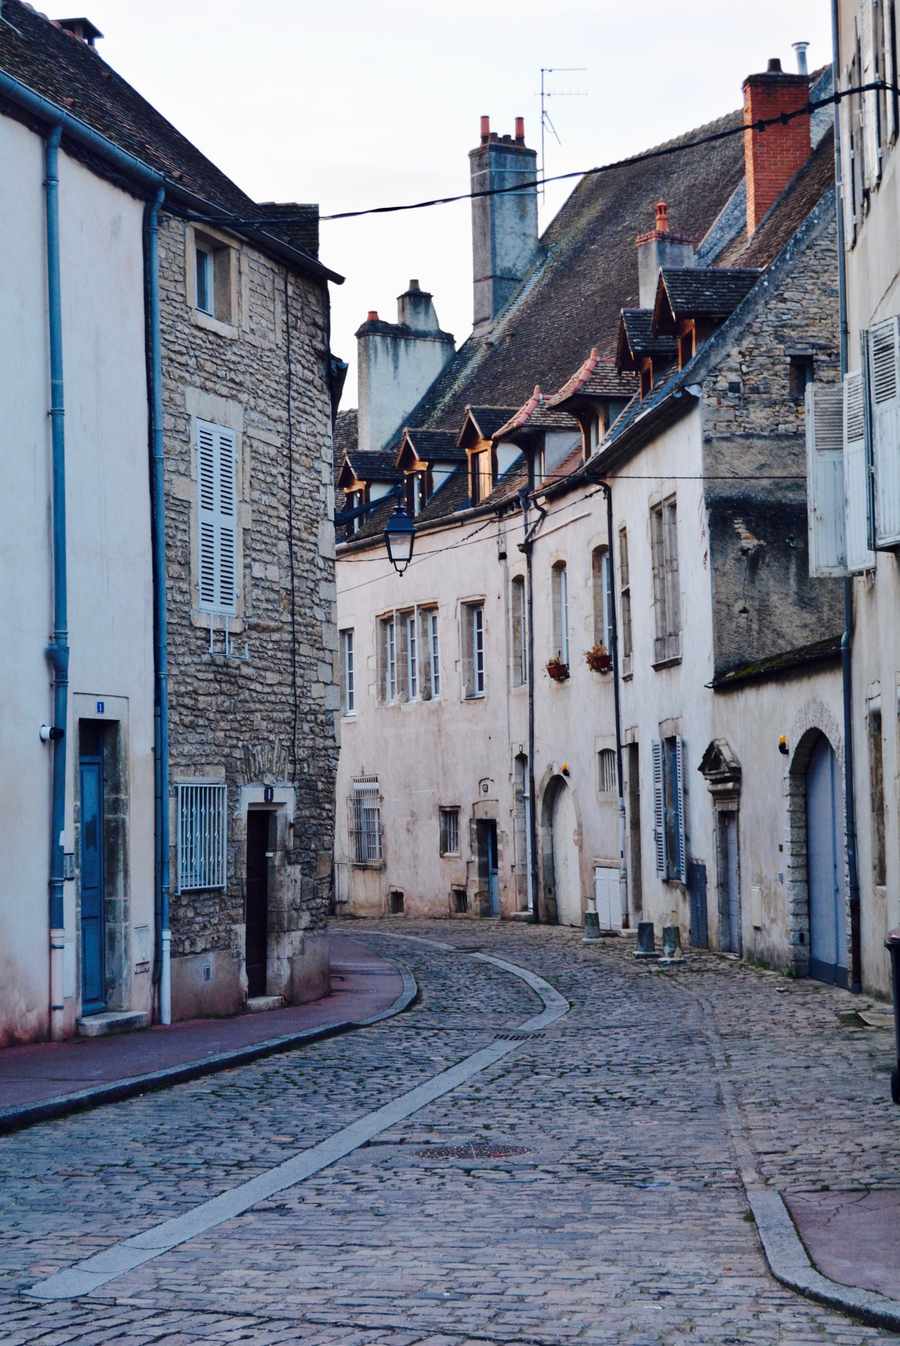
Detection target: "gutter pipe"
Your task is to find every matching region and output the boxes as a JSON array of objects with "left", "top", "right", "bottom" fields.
[
  {"left": 519, "top": 489, "right": 547, "bottom": 923},
  {"left": 598, "top": 482, "right": 629, "bottom": 928},
  {"left": 830, "top": 0, "right": 863, "bottom": 994},
  {"left": 44, "top": 126, "right": 68, "bottom": 1041},
  {"left": 145, "top": 189, "right": 172, "bottom": 1023}
]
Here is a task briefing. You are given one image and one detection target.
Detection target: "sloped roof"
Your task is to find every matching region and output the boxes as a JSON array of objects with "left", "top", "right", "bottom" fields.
[
  {"left": 458, "top": 406, "right": 520, "bottom": 445},
  {"left": 402, "top": 428, "right": 465, "bottom": 461},
  {"left": 0, "top": 0, "right": 338, "bottom": 279},
  {"left": 547, "top": 349, "right": 639, "bottom": 408},
  {"left": 494, "top": 387, "right": 580, "bottom": 438},
  {"left": 617, "top": 309, "right": 677, "bottom": 365},
  {"left": 656, "top": 267, "right": 761, "bottom": 320},
  {"left": 338, "top": 451, "right": 402, "bottom": 489}
]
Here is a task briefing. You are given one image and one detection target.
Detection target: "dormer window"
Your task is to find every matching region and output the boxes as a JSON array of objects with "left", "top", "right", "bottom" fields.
[
  {"left": 677, "top": 322, "right": 695, "bottom": 370},
  {"left": 640, "top": 360, "right": 654, "bottom": 399},
  {"left": 469, "top": 447, "right": 495, "bottom": 504},
  {"left": 405, "top": 471, "right": 427, "bottom": 517}
]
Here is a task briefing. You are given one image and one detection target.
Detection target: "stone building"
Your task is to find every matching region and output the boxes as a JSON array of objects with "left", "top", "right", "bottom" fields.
[
  {"left": 0, "top": 2, "right": 342, "bottom": 1040},
  {"left": 333, "top": 57, "right": 851, "bottom": 984}
]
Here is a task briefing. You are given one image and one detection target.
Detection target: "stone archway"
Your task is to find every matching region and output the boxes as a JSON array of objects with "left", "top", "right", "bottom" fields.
[
  {"left": 784, "top": 706, "right": 849, "bottom": 983},
  {"left": 540, "top": 775, "right": 582, "bottom": 927}
]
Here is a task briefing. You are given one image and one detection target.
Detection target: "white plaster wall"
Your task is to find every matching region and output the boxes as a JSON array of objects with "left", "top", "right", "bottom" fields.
[
  {"left": 837, "top": 0, "right": 900, "bottom": 993},
  {"left": 357, "top": 330, "right": 453, "bottom": 453},
  {"left": 0, "top": 119, "right": 155, "bottom": 1041}
]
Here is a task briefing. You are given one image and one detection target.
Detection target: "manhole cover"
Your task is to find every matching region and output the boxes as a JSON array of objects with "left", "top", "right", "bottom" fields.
[{"left": 417, "top": 1142, "right": 530, "bottom": 1161}]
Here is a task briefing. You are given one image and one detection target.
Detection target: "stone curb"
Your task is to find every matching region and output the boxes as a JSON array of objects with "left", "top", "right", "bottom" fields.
[{"left": 0, "top": 955, "right": 418, "bottom": 1139}]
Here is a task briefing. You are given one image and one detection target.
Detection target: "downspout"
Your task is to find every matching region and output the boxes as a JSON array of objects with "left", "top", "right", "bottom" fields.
[
  {"left": 145, "top": 189, "right": 172, "bottom": 1023},
  {"left": 44, "top": 125, "right": 68, "bottom": 1041},
  {"left": 598, "top": 482, "right": 629, "bottom": 928},
  {"left": 831, "top": 0, "right": 863, "bottom": 993},
  {"left": 519, "top": 488, "right": 546, "bottom": 923}
]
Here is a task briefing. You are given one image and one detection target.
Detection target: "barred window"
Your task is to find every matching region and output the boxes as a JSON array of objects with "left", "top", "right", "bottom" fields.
[
  {"left": 176, "top": 781, "right": 227, "bottom": 892},
  {"left": 350, "top": 777, "right": 382, "bottom": 864},
  {"left": 598, "top": 749, "right": 617, "bottom": 795},
  {"left": 439, "top": 807, "right": 460, "bottom": 856}
]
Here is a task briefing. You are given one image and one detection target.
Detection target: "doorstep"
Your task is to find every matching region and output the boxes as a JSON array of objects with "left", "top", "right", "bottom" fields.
[
  {"left": 244, "top": 995, "right": 285, "bottom": 1013},
  {"left": 76, "top": 1010, "right": 150, "bottom": 1038}
]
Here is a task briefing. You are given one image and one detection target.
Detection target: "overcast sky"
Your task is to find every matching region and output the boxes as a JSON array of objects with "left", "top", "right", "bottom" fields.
[{"left": 82, "top": 1, "right": 833, "bottom": 405}]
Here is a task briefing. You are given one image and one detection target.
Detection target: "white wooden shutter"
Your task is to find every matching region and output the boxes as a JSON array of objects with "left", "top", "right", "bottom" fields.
[
  {"left": 805, "top": 383, "right": 847, "bottom": 576},
  {"left": 885, "top": 0, "right": 899, "bottom": 142},
  {"left": 197, "top": 420, "right": 237, "bottom": 613},
  {"left": 844, "top": 372, "right": 876, "bottom": 570},
  {"left": 651, "top": 740, "right": 667, "bottom": 877},
  {"left": 868, "top": 317, "right": 900, "bottom": 546},
  {"left": 673, "top": 736, "right": 687, "bottom": 884}
]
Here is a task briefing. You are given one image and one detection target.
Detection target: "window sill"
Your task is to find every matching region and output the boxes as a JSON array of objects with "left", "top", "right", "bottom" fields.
[
  {"left": 464, "top": 692, "right": 486, "bottom": 701},
  {"left": 440, "top": 852, "right": 461, "bottom": 859},
  {"left": 651, "top": 655, "right": 682, "bottom": 671},
  {"left": 351, "top": 860, "right": 384, "bottom": 870},
  {"left": 191, "top": 307, "right": 239, "bottom": 340},
  {"left": 342, "top": 712, "right": 357, "bottom": 720}
]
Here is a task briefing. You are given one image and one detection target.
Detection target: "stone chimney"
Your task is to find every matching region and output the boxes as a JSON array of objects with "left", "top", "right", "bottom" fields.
[
  {"left": 356, "top": 282, "right": 455, "bottom": 452},
  {"left": 743, "top": 58, "right": 810, "bottom": 235},
  {"left": 57, "top": 16, "right": 104, "bottom": 46},
  {"left": 469, "top": 116, "right": 539, "bottom": 335},
  {"left": 636, "top": 202, "right": 696, "bottom": 308}
]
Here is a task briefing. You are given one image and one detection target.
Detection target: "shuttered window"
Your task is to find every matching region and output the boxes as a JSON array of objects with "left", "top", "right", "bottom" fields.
[
  {"left": 196, "top": 420, "right": 238, "bottom": 614},
  {"left": 650, "top": 497, "right": 681, "bottom": 663},
  {"left": 176, "top": 781, "right": 227, "bottom": 892},
  {"left": 867, "top": 316, "right": 900, "bottom": 546},
  {"left": 651, "top": 737, "right": 686, "bottom": 883},
  {"left": 844, "top": 370, "right": 876, "bottom": 570},
  {"left": 805, "top": 382, "right": 847, "bottom": 575}
]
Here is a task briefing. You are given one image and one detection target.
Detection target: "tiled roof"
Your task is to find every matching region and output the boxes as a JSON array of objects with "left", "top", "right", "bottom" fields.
[
  {"left": 619, "top": 309, "right": 677, "bottom": 357},
  {"left": 0, "top": 0, "right": 338, "bottom": 280},
  {"left": 402, "top": 428, "right": 465, "bottom": 462},
  {"left": 339, "top": 451, "right": 402, "bottom": 488},
  {"left": 657, "top": 267, "right": 761, "bottom": 319},
  {"left": 547, "top": 349, "right": 639, "bottom": 407},
  {"left": 462, "top": 407, "right": 521, "bottom": 442},
  {"left": 494, "top": 387, "right": 580, "bottom": 438}
]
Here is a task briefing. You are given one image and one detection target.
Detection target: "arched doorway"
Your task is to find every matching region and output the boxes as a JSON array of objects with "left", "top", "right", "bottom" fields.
[
  {"left": 805, "top": 734, "right": 848, "bottom": 986},
  {"left": 542, "top": 777, "right": 582, "bottom": 926}
]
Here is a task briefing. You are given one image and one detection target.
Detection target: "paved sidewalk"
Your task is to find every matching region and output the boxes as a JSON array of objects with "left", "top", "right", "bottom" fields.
[{"left": 0, "top": 933, "right": 413, "bottom": 1134}]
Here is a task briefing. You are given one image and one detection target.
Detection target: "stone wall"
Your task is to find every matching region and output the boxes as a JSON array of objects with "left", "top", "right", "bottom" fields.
[{"left": 158, "top": 214, "right": 338, "bottom": 1016}]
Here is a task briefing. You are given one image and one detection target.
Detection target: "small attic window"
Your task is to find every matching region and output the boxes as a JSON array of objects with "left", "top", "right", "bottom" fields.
[{"left": 789, "top": 354, "right": 815, "bottom": 402}]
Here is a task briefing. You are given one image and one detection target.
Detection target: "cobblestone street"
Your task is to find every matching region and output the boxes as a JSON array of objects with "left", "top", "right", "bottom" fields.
[{"left": 1, "top": 920, "right": 898, "bottom": 1345}]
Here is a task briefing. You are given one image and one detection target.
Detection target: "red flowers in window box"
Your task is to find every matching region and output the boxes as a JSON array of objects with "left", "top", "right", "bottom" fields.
[
  {"left": 546, "top": 656, "right": 570, "bottom": 682},
  {"left": 585, "top": 644, "right": 612, "bottom": 674}
]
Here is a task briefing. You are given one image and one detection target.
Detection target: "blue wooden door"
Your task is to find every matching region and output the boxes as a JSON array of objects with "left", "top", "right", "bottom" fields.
[
  {"left": 486, "top": 823, "right": 499, "bottom": 916},
  {"left": 806, "top": 736, "right": 848, "bottom": 987},
  {"left": 79, "top": 757, "right": 106, "bottom": 1013}
]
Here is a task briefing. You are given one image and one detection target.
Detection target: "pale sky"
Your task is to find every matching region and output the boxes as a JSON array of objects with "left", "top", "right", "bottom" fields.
[{"left": 81, "top": 1, "right": 833, "bottom": 405}]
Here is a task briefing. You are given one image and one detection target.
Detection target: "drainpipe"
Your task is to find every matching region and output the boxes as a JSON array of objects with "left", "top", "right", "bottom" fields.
[
  {"left": 145, "top": 189, "right": 172, "bottom": 1024},
  {"left": 44, "top": 125, "right": 68, "bottom": 1041},
  {"left": 831, "top": 0, "right": 863, "bottom": 994},
  {"left": 598, "top": 482, "right": 629, "bottom": 928},
  {"left": 519, "top": 488, "right": 546, "bottom": 922}
]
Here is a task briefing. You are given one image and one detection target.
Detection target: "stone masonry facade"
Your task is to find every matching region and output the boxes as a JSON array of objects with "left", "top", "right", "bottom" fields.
[{"left": 158, "top": 214, "right": 338, "bottom": 1018}]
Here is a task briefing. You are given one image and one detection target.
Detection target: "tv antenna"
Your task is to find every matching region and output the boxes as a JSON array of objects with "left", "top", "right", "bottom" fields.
[{"left": 539, "top": 67, "right": 587, "bottom": 198}]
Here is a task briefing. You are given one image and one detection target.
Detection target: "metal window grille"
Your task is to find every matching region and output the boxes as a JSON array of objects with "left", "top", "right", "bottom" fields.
[
  {"left": 598, "top": 749, "right": 617, "bottom": 794},
  {"left": 176, "top": 781, "right": 227, "bottom": 892},
  {"left": 350, "top": 778, "right": 382, "bottom": 863},
  {"left": 439, "top": 807, "right": 460, "bottom": 856}
]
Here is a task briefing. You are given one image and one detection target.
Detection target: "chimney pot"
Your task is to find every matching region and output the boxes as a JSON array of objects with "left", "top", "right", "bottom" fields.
[
  {"left": 480, "top": 115, "right": 490, "bottom": 144},
  {"left": 792, "top": 41, "right": 810, "bottom": 75},
  {"left": 767, "top": 57, "right": 783, "bottom": 73},
  {"left": 515, "top": 116, "right": 525, "bottom": 142},
  {"left": 655, "top": 201, "right": 670, "bottom": 233},
  {"left": 409, "top": 279, "right": 420, "bottom": 291},
  {"left": 366, "top": 310, "right": 379, "bottom": 322}
]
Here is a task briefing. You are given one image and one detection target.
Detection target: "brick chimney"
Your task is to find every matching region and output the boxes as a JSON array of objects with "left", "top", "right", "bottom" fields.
[
  {"left": 743, "top": 58, "right": 810, "bottom": 235},
  {"left": 635, "top": 201, "right": 696, "bottom": 308},
  {"left": 469, "top": 116, "right": 539, "bottom": 335}
]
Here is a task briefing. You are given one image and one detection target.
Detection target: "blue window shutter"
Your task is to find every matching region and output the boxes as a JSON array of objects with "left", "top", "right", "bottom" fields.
[
  {"left": 652, "top": 740, "right": 667, "bottom": 876},
  {"left": 674, "top": 736, "right": 687, "bottom": 884}
]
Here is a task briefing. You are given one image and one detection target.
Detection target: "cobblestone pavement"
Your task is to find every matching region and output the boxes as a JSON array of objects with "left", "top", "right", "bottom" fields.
[{"left": 1, "top": 919, "right": 898, "bottom": 1345}]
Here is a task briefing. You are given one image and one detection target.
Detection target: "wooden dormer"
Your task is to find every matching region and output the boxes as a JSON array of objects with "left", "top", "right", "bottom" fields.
[{"left": 458, "top": 407, "right": 516, "bottom": 504}]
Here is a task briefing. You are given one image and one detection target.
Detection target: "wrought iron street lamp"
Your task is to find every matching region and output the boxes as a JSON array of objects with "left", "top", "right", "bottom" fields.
[{"left": 384, "top": 501, "right": 415, "bottom": 576}]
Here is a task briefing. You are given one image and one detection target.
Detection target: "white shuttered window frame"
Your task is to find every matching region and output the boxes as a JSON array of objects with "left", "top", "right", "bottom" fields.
[
  {"left": 196, "top": 420, "right": 238, "bottom": 614},
  {"left": 805, "top": 382, "right": 847, "bottom": 575},
  {"left": 867, "top": 316, "right": 900, "bottom": 547},
  {"left": 844, "top": 370, "right": 876, "bottom": 570}
]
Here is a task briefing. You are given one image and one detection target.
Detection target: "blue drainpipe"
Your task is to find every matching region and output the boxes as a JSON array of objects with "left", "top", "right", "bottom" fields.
[
  {"left": 44, "top": 125, "right": 68, "bottom": 1041},
  {"left": 145, "top": 189, "right": 172, "bottom": 1023}
]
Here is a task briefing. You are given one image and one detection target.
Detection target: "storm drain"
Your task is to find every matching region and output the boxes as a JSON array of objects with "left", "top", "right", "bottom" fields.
[{"left": 417, "top": 1141, "right": 530, "bottom": 1161}]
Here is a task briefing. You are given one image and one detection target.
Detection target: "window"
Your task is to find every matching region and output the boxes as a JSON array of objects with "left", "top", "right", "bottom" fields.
[
  {"left": 192, "top": 233, "right": 234, "bottom": 324},
  {"left": 869, "top": 708, "right": 886, "bottom": 886},
  {"left": 598, "top": 749, "right": 617, "bottom": 795},
  {"left": 402, "top": 610, "right": 418, "bottom": 701},
  {"left": 379, "top": 615, "right": 397, "bottom": 702},
  {"left": 426, "top": 608, "right": 441, "bottom": 698},
  {"left": 196, "top": 420, "right": 238, "bottom": 614},
  {"left": 470, "top": 448, "right": 494, "bottom": 504},
  {"left": 591, "top": 547, "right": 611, "bottom": 649},
  {"left": 650, "top": 496, "right": 681, "bottom": 663},
  {"left": 350, "top": 777, "right": 382, "bottom": 863},
  {"left": 511, "top": 575, "right": 527, "bottom": 686},
  {"left": 196, "top": 246, "right": 213, "bottom": 315},
  {"left": 651, "top": 737, "right": 686, "bottom": 882},
  {"left": 340, "top": 629, "right": 355, "bottom": 715},
  {"left": 551, "top": 562, "right": 569, "bottom": 665},
  {"left": 439, "top": 807, "right": 460, "bottom": 856},
  {"left": 405, "top": 472, "right": 425, "bottom": 517},
  {"left": 176, "top": 781, "right": 227, "bottom": 893},
  {"left": 462, "top": 601, "right": 485, "bottom": 697},
  {"left": 789, "top": 354, "right": 815, "bottom": 402},
  {"left": 513, "top": 753, "right": 529, "bottom": 911},
  {"left": 619, "top": 527, "right": 632, "bottom": 675}
]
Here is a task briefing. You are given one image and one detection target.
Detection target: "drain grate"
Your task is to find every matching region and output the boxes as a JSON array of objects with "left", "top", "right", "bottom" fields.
[{"left": 417, "top": 1141, "right": 531, "bottom": 1161}]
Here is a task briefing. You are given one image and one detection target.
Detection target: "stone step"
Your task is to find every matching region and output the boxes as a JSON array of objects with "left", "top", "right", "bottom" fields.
[
  {"left": 77, "top": 1010, "right": 150, "bottom": 1038},
  {"left": 244, "top": 995, "right": 285, "bottom": 1014}
]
